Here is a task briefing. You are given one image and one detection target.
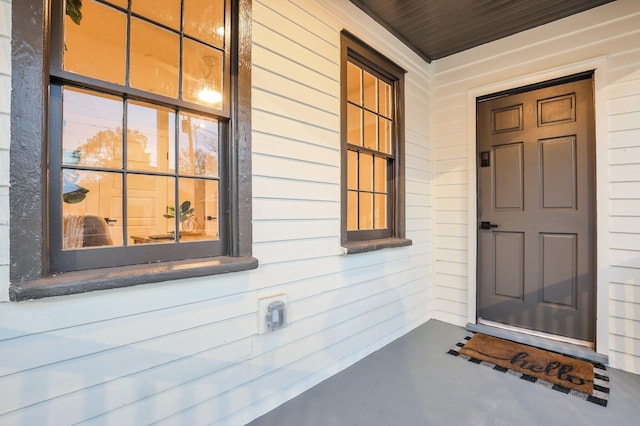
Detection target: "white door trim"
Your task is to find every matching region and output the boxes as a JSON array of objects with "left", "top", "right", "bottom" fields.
[{"left": 465, "top": 57, "right": 610, "bottom": 355}]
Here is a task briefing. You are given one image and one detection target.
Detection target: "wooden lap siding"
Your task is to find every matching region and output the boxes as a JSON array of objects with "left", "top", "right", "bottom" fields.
[
  {"left": 0, "top": 0, "right": 432, "bottom": 424},
  {"left": 432, "top": 0, "right": 640, "bottom": 374}
]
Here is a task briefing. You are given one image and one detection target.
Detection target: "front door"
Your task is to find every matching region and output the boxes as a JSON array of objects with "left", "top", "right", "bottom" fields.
[{"left": 476, "top": 74, "right": 596, "bottom": 342}]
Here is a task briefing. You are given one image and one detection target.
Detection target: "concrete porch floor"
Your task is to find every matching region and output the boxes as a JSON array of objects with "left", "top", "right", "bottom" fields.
[{"left": 249, "top": 319, "right": 640, "bottom": 426}]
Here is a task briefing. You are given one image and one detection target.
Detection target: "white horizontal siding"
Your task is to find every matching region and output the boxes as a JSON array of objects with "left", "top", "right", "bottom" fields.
[
  {"left": 432, "top": 0, "right": 640, "bottom": 374},
  {"left": 0, "top": 0, "right": 432, "bottom": 425},
  {"left": 0, "top": 0, "right": 10, "bottom": 301},
  {"left": 233, "top": 5, "right": 432, "bottom": 424}
]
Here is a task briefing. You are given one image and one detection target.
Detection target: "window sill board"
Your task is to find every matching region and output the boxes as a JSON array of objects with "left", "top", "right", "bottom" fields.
[
  {"left": 10, "top": 256, "right": 259, "bottom": 301},
  {"left": 342, "top": 237, "right": 412, "bottom": 255}
]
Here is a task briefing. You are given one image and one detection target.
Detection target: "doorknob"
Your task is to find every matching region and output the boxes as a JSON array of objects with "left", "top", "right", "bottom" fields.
[{"left": 480, "top": 221, "right": 498, "bottom": 230}]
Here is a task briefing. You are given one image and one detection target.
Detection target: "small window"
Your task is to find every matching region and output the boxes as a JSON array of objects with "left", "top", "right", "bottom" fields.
[{"left": 340, "top": 31, "right": 411, "bottom": 253}]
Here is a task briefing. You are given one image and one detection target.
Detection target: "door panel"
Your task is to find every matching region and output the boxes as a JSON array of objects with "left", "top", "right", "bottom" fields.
[
  {"left": 541, "top": 233, "right": 577, "bottom": 307},
  {"left": 493, "top": 143, "right": 523, "bottom": 210},
  {"left": 477, "top": 75, "right": 595, "bottom": 342},
  {"left": 540, "top": 136, "right": 576, "bottom": 209},
  {"left": 494, "top": 232, "right": 524, "bottom": 299},
  {"left": 492, "top": 104, "right": 523, "bottom": 133},
  {"left": 538, "top": 94, "right": 575, "bottom": 126}
]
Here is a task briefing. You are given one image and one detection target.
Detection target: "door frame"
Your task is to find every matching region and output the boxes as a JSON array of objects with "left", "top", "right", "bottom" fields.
[{"left": 465, "top": 57, "right": 610, "bottom": 354}]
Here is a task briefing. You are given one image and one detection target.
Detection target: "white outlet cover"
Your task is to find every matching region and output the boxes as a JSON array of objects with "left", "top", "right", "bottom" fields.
[{"left": 257, "top": 293, "right": 287, "bottom": 334}]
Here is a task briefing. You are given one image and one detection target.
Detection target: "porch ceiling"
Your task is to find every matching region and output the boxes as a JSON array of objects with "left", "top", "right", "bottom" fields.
[{"left": 348, "top": 0, "right": 616, "bottom": 63}]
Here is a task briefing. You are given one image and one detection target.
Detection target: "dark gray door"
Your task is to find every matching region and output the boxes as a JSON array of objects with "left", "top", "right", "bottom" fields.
[{"left": 477, "top": 75, "right": 596, "bottom": 342}]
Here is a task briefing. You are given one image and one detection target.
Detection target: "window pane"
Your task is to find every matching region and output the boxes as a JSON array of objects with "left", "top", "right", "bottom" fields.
[
  {"left": 179, "top": 178, "right": 218, "bottom": 240},
  {"left": 347, "top": 104, "right": 362, "bottom": 146},
  {"left": 62, "top": 87, "right": 123, "bottom": 169},
  {"left": 363, "top": 111, "right": 377, "bottom": 150},
  {"left": 184, "top": 0, "right": 225, "bottom": 47},
  {"left": 127, "top": 174, "right": 175, "bottom": 244},
  {"left": 179, "top": 113, "right": 220, "bottom": 177},
  {"left": 347, "top": 62, "right": 362, "bottom": 105},
  {"left": 379, "top": 80, "right": 392, "bottom": 118},
  {"left": 62, "top": 169, "right": 123, "bottom": 248},
  {"left": 359, "top": 192, "right": 373, "bottom": 229},
  {"left": 182, "top": 39, "right": 224, "bottom": 108},
  {"left": 374, "top": 194, "right": 387, "bottom": 229},
  {"left": 374, "top": 156, "right": 386, "bottom": 193},
  {"left": 180, "top": 114, "right": 219, "bottom": 177},
  {"left": 379, "top": 117, "right": 392, "bottom": 154},
  {"left": 130, "top": 18, "right": 179, "bottom": 98},
  {"left": 347, "top": 190, "right": 358, "bottom": 230},
  {"left": 64, "top": 0, "right": 126, "bottom": 85},
  {"left": 347, "top": 150, "right": 358, "bottom": 190},
  {"left": 359, "top": 152, "right": 373, "bottom": 192},
  {"left": 131, "top": 0, "right": 181, "bottom": 30},
  {"left": 363, "top": 71, "right": 377, "bottom": 112},
  {"left": 127, "top": 101, "right": 176, "bottom": 173}
]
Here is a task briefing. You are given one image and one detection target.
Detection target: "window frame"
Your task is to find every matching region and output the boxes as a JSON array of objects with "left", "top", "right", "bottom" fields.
[
  {"left": 9, "top": 0, "right": 256, "bottom": 300},
  {"left": 340, "top": 30, "right": 411, "bottom": 254}
]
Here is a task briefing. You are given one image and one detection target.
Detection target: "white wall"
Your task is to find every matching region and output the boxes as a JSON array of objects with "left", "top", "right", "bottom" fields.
[
  {"left": 432, "top": 0, "right": 640, "bottom": 374},
  {"left": 0, "top": 0, "right": 433, "bottom": 424},
  {"left": 0, "top": 0, "right": 10, "bottom": 300}
]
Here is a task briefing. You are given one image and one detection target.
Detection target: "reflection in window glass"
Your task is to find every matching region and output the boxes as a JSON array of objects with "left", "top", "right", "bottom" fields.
[
  {"left": 62, "top": 169, "right": 123, "bottom": 248},
  {"left": 359, "top": 192, "right": 373, "bottom": 229},
  {"left": 127, "top": 174, "right": 175, "bottom": 244},
  {"left": 359, "top": 153, "right": 373, "bottom": 192},
  {"left": 131, "top": 0, "right": 181, "bottom": 30},
  {"left": 374, "top": 157, "right": 386, "bottom": 193},
  {"left": 179, "top": 178, "right": 219, "bottom": 240},
  {"left": 363, "top": 71, "right": 377, "bottom": 112},
  {"left": 347, "top": 62, "right": 362, "bottom": 105},
  {"left": 379, "top": 117, "right": 391, "bottom": 154},
  {"left": 347, "top": 191, "right": 358, "bottom": 230},
  {"left": 60, "top": 86, "right": 222, "bottom": 248},
  {"left": 184, "top": 0, "right": 225, "bottom": 47},
  {"left": 347, "top": 104, "right": 362, "bottom": 146},
  {"left": 127, "top": 101, "right": 176, "bottom": 173},
  {"left": 363, "top": 111, "right": 377, "bottom": 150},
  {"left": 130, "top": 18, "right": 179, "bottom": 98},
  {"left": 179, "top": 113, "right": 219, "bottom": 177},
  {"left": 347, "top": 150, "right": 358, "bottom": 190},
  {"left": 62, "top": 87, "right": 123, "bottom": 169},
  {"left": 182, "top": 39, "right": 224, "bottom": 108},
  {"left": 64, "top": 0, "right": 127, "bottom": 84},
  {"left": 374, "top": 194, "right": 386, "bottom": 229},
  {"left": 379, "top": 80, "right": 392, "bottom": 118}
]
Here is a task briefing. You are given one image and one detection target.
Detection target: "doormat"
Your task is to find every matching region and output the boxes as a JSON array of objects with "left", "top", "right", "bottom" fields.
[{"left": 447, "top": 333, "right": 609, "bottom": 406}]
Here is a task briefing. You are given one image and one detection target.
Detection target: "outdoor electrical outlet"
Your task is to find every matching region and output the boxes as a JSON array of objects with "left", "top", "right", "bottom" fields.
[{"left": 257, "top": 294, "right": 288, "bottom": 334}]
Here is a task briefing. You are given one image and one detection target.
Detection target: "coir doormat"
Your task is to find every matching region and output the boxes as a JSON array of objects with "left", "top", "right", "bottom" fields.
[{"left": 448, "top": 333, "right": 610, "bottom": 406}]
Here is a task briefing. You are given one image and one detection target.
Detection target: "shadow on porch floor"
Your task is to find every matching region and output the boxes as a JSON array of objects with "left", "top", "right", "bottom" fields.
[{"left": 249, "top": 319, "right": 640, "bottom": 426}]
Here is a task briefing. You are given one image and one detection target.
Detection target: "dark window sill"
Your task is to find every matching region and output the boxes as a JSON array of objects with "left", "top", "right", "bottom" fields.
[
  {"left": 342, "top": 237, "right": 412, "bottom": 255},
  {"left": 10, "top": 256, "right": 259, "bottom": 301}
]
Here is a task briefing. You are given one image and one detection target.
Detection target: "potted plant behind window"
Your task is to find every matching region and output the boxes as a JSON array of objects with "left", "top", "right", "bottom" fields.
[{"left": 163, "top": 201, "right": 198, "bottom": 233}]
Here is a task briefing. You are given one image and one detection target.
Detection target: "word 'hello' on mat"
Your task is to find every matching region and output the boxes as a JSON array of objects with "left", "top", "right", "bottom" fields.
[{"left": 447, "top": 333, "right": 610, "bottom": 406}]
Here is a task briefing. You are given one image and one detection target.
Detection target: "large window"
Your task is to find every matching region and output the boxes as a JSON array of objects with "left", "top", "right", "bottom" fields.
[
  {"left": 10, "top": 0, "right": 254, "bottom": 299},
  {"left": 50, "top": 0, "right": 230, "bottom": 271},
  {"left": 340, "top": 31, "right": 411, "bottom": 252}
]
